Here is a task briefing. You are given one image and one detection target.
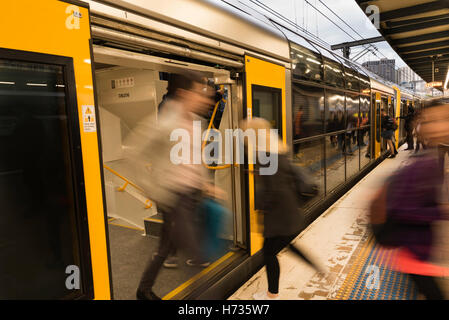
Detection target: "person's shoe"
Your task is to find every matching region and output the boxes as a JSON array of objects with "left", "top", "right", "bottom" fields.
[
  {"left": 163, "top": 256, "right": 179, "bottom": 268},
  {"left": 388, "top": 154, "right": 396, "bottom": 159},
  {"left": 253, "top": 292, "right": 280, "bottom": 300},
  {"left": 136, "top": 289, "right": 161, "bottom": 300},
  {"left": 365, "top": 153, "right": 370, "bottom": 158},
  {"left": 405, "top": 147, "right": 414, "bottom": 150},
  {"left": 186, "top": 259, "right": 211, "bottom": 267},
  {"left": 394, "top": 150, "right": 398, "bottom": 155}
]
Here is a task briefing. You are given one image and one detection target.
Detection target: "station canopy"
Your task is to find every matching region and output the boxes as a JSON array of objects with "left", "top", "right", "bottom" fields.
[{"left": 356, "top": 0, "right": 449, "bottom": 87}]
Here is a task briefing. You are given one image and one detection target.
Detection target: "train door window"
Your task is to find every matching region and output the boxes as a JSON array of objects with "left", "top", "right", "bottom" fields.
[
  {"left": 380, "top": 97, "right": 389, "bottom": 152},
  {"left": 360, "top": 95, "right": 371, "bottom": 168},
  {"left": 252, "top": 85, "right": 282, "bottom": 135},
  {"left": 251, "top": 85, "right": 281, "bottom": 212},
  {"left": 0, "top": 54, "right": 91, "bottom": 299}
]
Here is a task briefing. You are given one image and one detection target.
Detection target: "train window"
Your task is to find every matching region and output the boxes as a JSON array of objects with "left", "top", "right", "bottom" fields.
[
  {"left": 252, "top": 85, "right": 282, "bottom": 212},
  {"left": 292, "top": 138, "right": 324, "bottom": 208},
  {"left": 345, "top": 93, "right": 360, "bottom": 178},
  {"left": 323, "top": 58, "right": 345, "bottom": 88},
  {"left": 0, "top": 57, "right": 88, "bottom": 299},
  {"left": 344, "top": 67, "right": 360, "bottom": 92},
  {"left": 290, "top": 43, "right": 323, "bottom": 82},
  {"left": 359, "top": 75, "right": 371, "bottom": 94},
  {"left": 325, "top": 89, "right": 345, "bottom": 133},
  {"left": 346, "top": 93, "right": 360, "bottom": 133},
  {"left": 325, "top": 130, "right": 345, "bottom": 193},
  {"left": 292, "top": 83, "right": 324, "bottom": 140},
  {"left": 251, "top": 85, "right": 282, "bottom": 135}
]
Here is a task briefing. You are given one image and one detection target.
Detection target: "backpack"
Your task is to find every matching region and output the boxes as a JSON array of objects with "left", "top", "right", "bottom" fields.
[
  {"left": 384, "top": 116, "right": 396, "bottom": 131},
  {"left": 369, "top": 178, "right": 398, "bottom": 247}
]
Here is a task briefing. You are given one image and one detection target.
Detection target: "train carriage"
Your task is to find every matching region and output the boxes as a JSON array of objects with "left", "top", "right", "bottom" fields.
[{"left": 0, "top": 0, "right": 423, "bottom": 300}]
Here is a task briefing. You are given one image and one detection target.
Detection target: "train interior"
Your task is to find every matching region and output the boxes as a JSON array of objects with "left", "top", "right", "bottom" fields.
[{"left": 93, "top": 51, "right": 242, "bottom": 299}]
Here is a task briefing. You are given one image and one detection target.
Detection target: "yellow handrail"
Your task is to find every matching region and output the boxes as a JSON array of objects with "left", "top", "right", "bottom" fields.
[
  {"left": 103, "top": 164, "right": 153, "bottom": 209},
  {"left": 202, "top": 97, "right": 238, "bottom": 170}
]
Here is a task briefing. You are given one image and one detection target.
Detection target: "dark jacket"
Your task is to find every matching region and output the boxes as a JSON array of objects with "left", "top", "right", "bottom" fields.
[
  {"left": 255, "top": 153, "right": 305, "bottom": 238},
  {"left": 381, "top": 115, "right": 395, "bottom": 131},
  {"left": 399, "top": 111, "right": 415, "bottom": 131},
  {"left": 387, "top": 150, "right": 444, "bottom": 261}
]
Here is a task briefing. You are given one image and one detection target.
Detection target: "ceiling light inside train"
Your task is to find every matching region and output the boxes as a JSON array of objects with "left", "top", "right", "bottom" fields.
[
  {"left": 27, "top": 83, "right": 47, "bottom": 87},
  {"left": 0, "top": 81, "right": 15, "bottom": 85}
]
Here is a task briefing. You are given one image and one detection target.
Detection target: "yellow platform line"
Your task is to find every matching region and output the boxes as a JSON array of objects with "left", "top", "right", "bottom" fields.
[
  {"left": 162, "top": 251, "right": 235, "bottom": 300},
  {"left": 335, "top": 234, "right": 375, "bottom": 300}
]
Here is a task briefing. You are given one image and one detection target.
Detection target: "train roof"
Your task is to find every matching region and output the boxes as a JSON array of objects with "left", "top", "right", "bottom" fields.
[
  {"left": 84, "top": 0, "right": 421, "bottom": 97},
  {"left": 84, "top": 0, "right": 291, "bottom": 62}
]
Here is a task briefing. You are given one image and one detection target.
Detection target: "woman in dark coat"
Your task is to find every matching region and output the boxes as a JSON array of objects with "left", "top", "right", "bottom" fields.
[{"left": 242, "top": 118, "right": 322, "bottom": 300}]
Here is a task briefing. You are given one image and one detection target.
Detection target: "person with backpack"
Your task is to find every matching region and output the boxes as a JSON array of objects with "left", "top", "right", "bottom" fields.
[
  {"left": 399, "top": 105, "right": 415, "bottom": 151},
  {"left": 241, "top": 118, "right": 323, "bottom": 300},
  {"left": 370, "top": 99, "right": 449, "bottom": 299},
  {"left": 125, "top": 71, "right": 215, "bottom": 300},
  {"left": 380, "top": 109, "right": 398, "bottom": 158}
]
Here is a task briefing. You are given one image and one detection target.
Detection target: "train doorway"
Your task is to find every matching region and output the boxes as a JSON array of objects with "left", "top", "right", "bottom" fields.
[{"left": 92, "top": 46, "right": 245, "bottom": 299}]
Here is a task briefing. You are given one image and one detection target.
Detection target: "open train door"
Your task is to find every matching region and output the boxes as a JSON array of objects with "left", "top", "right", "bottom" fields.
[
  {"left": 244, "top": 55, "right": 286, "bottom": 255},
  {"left": 0, "top": 1, "right": 111, "bottom": 299}
]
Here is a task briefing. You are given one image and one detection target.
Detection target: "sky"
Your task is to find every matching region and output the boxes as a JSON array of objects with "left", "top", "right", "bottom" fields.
[{"left": 244, "top": 0, "right": 409, "bottom": 68}]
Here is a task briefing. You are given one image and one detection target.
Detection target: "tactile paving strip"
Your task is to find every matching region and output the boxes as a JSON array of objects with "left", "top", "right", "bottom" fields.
[{"left": 335, "top": 234, "right": 419, "bottom": 300}]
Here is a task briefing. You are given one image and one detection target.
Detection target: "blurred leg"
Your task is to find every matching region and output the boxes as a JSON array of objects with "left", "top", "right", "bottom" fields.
[{"left": 138, "top": 209, "right": 175, "bottom": 293}]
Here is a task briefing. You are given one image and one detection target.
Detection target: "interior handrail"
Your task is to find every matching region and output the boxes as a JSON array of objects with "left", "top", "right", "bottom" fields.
[
  {"left": 202, "top": 96, "right": 239, "bottom": 170},
  {"left": 103, "top": 164, "right": 152, "bottom": 209}
]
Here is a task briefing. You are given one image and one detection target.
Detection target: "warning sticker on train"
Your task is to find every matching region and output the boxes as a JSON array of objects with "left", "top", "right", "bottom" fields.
[{"left": 82, "top": 105, "right": 97, "bottom": 132}]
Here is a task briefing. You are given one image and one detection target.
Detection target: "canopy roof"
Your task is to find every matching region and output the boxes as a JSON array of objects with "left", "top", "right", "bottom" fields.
[{"left": 356, "top": 0, "right": 449, "bottom": 87}]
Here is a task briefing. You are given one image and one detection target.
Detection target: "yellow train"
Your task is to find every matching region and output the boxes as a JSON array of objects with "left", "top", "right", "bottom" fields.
[{"left": 0, "top": 0, "right": 422, "bottom": 299}]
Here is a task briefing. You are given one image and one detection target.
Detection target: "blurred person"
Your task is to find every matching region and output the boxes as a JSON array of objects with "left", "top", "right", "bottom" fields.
[
  {"left": 413, "top": 110, "right": 427, "bottom": 154},
  {"left": 241, "top": 118, "right": 323, "bottom": 300},
  {"left": 399, "top": 105, "right": 415, "bottom": 151},
  {"left": 125, "top": 71, "right": 214, "bottom": 300},
  {"left": 381, "top": 109, "right": 398, "bottom": 158},
  {"left": 438, "top": 143, "right": 449, "bottom": 176},
  {"left": 379, "top": 99, "right": 449, "bottom": 299},
  {"left": 293, "top": 109, "right": 303, "bottom": 156}
]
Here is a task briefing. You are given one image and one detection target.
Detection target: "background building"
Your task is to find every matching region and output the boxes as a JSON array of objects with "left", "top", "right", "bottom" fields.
[{"left": 362, "top": 58, "right": 396, "bottom": 83}]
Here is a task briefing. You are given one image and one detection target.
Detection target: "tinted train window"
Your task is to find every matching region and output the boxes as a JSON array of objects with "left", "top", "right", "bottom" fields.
[
  {"left": 292, "top": 138, "right": 324, "bottom": 208},
  {"left": 324, "top": 58, "right": 345, "bottom": 88},
  {"left": 292, "top": 83, "right": 324, "bottom": 140},
  {"left": 346, "top": 93, "right": 359, "bottom": 132},
  {"left": 291, "top": 43, "right": 323, "bottom": 82},
  {"left": 360, "top": 95, "right": 370, "bottom": 128},
  {"left": 0, "top": 58, "right": 84, "bottom": 299},
  {"left": 344, "top": 67, "right": 360, "bottom": 92},
  {"left": 325, "top": 89, "right": 345, "bottom": 133}
]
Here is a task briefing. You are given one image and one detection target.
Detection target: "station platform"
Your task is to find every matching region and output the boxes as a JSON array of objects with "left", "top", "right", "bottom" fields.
[{"left": 229, "top": 145, "right": 449, "bottom": 300}]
